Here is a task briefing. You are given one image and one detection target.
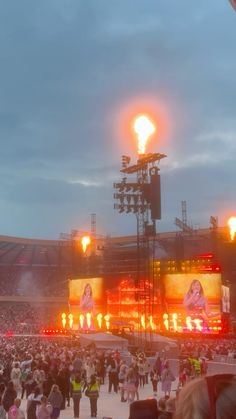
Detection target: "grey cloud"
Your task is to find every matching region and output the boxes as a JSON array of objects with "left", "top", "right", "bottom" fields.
[
  {"left": 0, "top": 0, "right": 235, "bottom": 238},
  {"left": 1, "top": 176, "right": 100, "bottom": 205}
]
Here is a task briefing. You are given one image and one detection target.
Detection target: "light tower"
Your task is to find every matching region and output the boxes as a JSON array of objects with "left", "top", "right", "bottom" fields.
[{"left": 114, "top": 114, "right": 167, "bottom": 334}]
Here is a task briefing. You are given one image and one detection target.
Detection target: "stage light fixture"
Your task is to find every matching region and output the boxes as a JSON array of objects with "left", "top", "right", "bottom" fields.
[
  {"left": 122, "top": 155, "right": 131, "bottom": 168},
  {"left": 126, "top": 195, "right": 132, "bottom": 204},
  {"left": 133, "top": 195, "right": 140, "bottom": 205}
]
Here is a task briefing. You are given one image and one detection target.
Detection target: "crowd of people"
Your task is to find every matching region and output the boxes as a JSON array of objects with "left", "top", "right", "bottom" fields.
[
  {"left": 0, "top": 336, "right": 178, "bottom": 418},
  {"left": 0, "top": 303, "right": 65, "bottom": 335},
  {"left": 179, "top": 338, "right": 236, "bottom": 360},
  {"left": 1, "top": 311, "right": 236, "bottom": 419},
  {"left": 0, "top": 270, "right": 68, "bottom": 298},
  {"left": 0, "top": 335, "right": 235, "bottom": 418}
]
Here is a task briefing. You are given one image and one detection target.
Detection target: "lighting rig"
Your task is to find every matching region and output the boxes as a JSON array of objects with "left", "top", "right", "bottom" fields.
[
  {"left": 114, "top": 152, "right": 166, "bottom": 235},
  {"left": 113, "top": 151, "right": 167, "bottom": 331}
]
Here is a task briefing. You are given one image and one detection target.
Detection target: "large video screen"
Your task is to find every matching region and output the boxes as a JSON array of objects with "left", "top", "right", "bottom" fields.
[
  {"left": 69, "top": 278, "right": 105, "bottom": 328},
  {"left": 67, "top": 274, "right": 223, "bottom": 333},
  {"left": 163, "top": 273, "right": 222, "bottom": 333}
]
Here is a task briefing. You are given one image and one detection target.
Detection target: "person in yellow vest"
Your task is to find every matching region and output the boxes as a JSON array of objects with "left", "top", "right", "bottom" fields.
[
  {"left": 193, "top": 357, "right": 201, "bottom": 377},
  {"left": 85, "top": 374, "right": 99, "bottom": 418},
  {"left": 70, "top": 372, "right": 84, "bottom": 418}
]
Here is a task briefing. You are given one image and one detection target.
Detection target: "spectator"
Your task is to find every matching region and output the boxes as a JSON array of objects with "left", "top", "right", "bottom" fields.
[
  {"left": 137, "top": 359, "right": 145, "bottom": 388},
  {"left": 150, "top": 367, "right": 159, "bottom": 397},
  {"left": 85, "top": 374, "right": 99, "bottom": 418},
  {"left": 159, "top": 398, "right": 175, "bottom": 419},
  {"left": 124, "top": 368, "right": 136, "bottom": 403},
  {"left": 35, "top": 396, "right": 52, "bottom": 419},
  {"left": 70, "top": 372, "right": 84, "bottom": 419},
  {"left": 8, "top": 398, "right": 25, "bottom": 419},
  {"left": 0, "top": 397, "right": 6, "bottom": 419},
  {"left": 2, "top": 382, "right": 17, "bottom": 413},
  {"left": 47, "top": 385, "right": 63, "bottom": 419},
  {"left": 174, "top": 374, "right": 236, "bottom": 419},
  {"left": 107, "top": 358, "right": 118, "bottom": 394},
  {"left": 27, "top": 386, "right": 43, "bottom": 419},
  {"left": 118, "top": 362, "right": 127, "bottom": 402},
  {"left": 10, "top": 364, "right": 22, "bottom": 397},
  {"left": 161, "top": 361, "right": 175, "bottom": 398},
  {"left": 24, "top": 374, "right": 37, "bottom": 400}
]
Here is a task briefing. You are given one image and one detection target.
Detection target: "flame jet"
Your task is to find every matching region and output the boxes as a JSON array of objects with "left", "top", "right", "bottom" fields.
[
  {"left": 81, "top": 235, "right": 91, "bottom": 253},
  {"left": 134, "top": 115, "right": 156, "bottom": 155},
  {"left": 228, "top": 216, "right": 236, "bottom": 241}
]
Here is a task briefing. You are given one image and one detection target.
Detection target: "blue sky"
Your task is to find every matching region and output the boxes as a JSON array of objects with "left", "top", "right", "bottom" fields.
[{"left": 0, "top": 1, "right": 235, "bottom": 239}]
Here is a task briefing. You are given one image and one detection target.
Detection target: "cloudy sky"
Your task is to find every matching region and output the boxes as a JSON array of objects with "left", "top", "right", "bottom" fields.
[{"left": 0, "top": 0, "right": 235, "bottom": 240}]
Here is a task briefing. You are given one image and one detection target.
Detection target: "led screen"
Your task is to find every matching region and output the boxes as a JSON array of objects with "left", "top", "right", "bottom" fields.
[
  {"left": 67, "top": 274, "right": 223, "bottom": 333},
  {"left": 163, "top": 273, "right": 222, "bottom": 333},
  {"left": 69, "top": 278, "right": 104, "bottom": 326}
]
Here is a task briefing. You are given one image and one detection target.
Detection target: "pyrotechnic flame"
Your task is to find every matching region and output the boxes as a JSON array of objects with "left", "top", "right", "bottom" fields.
[
  {"left": 61, "top": 313, "right": 66, "bottom": 329},
  {"left": 79, "top": 314, "right": 84, "bottom": 329},
  {"left": 104, "top": 314, "right": 110, "bottom": 330},
  {"left": 141, "top": 314, "right": 145, "bottom": 329},
  {"left": 172, "top": 313, "right": 178, "bottom": 332},
  {"left": 186, "top": 316, "right": 193, "bottom": 331},
  {"left": 86, "top": 312, "right": 92, "bottom": 329},
  {"left": 134, "top": 115, "right": 156, "bottom": 155},
  {"left": 68, "top": 313, "right": 73, "bottom": 329},
  {"left": 81, "top": 235, "right": 91, "bottom": 253},
  {"left": 149, "top": 315, "right": 155, "bottom": 330},
  {"left": 163, "top": 313, "right": 169, "bottom": 330},
  {"left": 97, "top": 313, "right": 103, "bottom": 329},
  {"left": 193, "top": 318, "right": 203, "bottom": 331},
  {"left": 228, "top": 216, "right": 236, "bottom": 241}
]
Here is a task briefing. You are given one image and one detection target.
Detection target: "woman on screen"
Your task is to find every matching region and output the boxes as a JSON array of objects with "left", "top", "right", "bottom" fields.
[
  {"left": 183, "top": 279, "right": 218, "bottom": 319},
  {"left": 80, "top": 283, "right": 95, "bottom": 330},
  {"left": 80, "top": 283, "right": 95, "bottom": 314}
]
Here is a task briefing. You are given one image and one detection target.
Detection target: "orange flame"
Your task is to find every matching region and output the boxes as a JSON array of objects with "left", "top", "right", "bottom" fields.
[
  {"left": 140, "top": 314, "right": 146, "bottom": 329},
  {"left": 186, "top": 316, "right": 193, "bottom": 331},
  {"left": 104, "top": 314, "right": 110, "bottom": 330},
  {"left": 86, "top": 312, "right": 92, "bottom": 329},
  {"left": 61, "top": 313, "right": 66, "bottom": 329},
  {"left": 163, "top": 313, "right": 169, "bottom": 330},
  {"left": 97, "top": 313, "right": 103, "bottom": 329},
  {"left": 81, "top": 235, "right": 91, "bottom": 253},
  {"left": 68, "top": 313, "right": 73, "bottom": 329},
  {"left": 228, "top": 216, "right": 236, "bottom": 241},
  {"left": 134, "top": 114, "right": 156, "bottom": 155},
  {"left": 149, "top": 315, "right": 155, "bottom": 330},
  {"left": 193, "top": 318, "right": 203, "bottom": 331},
  {"left": 79, "top": 314, "right": 84, "bottom": 329},
  {"left": 172, "top": 313, "right": 178, "bottom": 332}
]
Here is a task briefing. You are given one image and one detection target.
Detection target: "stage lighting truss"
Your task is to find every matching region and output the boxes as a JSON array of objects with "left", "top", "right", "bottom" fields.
[
  {"left": 114, "top": 202, "right": 148, "bottom": 214},
  {"left": 113, "top": 175, "right": 149, "bottom": 215},
  {"left": 113, "top": 181, "right": 141, "bottom": 193},
  {"left": 114, "top": 152, "right": 166, "bottom": 220},
  {"left": 120, "top": 152, "right": 166, "bottom": 174}
]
